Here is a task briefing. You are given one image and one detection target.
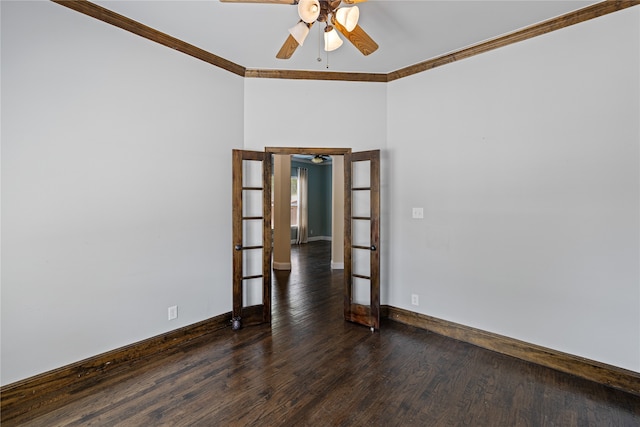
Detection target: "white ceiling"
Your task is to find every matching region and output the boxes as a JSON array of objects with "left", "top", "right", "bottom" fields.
[{"left": 91, "top": 0, "right": 599, "bottom": 74}]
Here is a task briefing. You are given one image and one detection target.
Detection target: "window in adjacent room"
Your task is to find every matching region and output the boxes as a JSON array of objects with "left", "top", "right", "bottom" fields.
[{"left": 271, "top": 174, "right": 299, "bottom": 228}]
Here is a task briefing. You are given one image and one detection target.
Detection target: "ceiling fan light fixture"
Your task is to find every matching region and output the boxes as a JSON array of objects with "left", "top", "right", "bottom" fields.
[
  {"left": 324, "top": 26, "right": 343, "bottom": 52},
  {"left": 298, "top": 0, "right": 320, "bottom": 24},
  {"left": 288, "top": 21, "right": 310, "bottom": 46},
  {"left": 311, "top": 155, "right": 324, "bottom": 164},
  {"left": 335, "top": 6, "right": 359, "bottom": 32}
]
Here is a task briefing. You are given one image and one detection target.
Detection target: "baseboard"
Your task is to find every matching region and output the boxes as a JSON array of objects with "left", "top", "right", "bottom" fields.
[
  {"left": 6, "top": 306, "right": 637, "bottom": 425},
  {"left": 330, "top": 261, "right": 344, "bottom": 270},
  {"left": 0, "top": 312, "right": 233, "bottom": 425},
  {"left": 381, "top": 305, "right": 640, "bottom": 396},
  {"left": 291, "top": 236, "right": 332, "bottom": 244},
  {"left": 273, "top": 261, "right": 291, "bottom": 270}
]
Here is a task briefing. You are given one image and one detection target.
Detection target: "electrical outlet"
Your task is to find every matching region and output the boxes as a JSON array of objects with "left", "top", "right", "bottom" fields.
[
  {"left": 411, "top": 294, "right": 419, "bottom": 306},
  {"left": 168, "top": 305, "right": 178, "bottom": 320},
  {"left": 412, "top": 207, "right": 424, "bottom": 219}
]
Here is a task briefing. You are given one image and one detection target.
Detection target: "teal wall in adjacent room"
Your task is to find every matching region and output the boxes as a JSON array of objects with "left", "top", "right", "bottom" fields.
[{"left": 291, "top": 160, "right": 332, "bottom": 240}]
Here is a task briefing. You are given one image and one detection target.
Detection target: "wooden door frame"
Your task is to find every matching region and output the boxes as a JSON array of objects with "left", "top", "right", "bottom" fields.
[
  {"left": 266, "top": 147, "right": 352, "bottom": 156},
  {"left": 266, "top": 147, "right": 379, "bottom": 331},
  {"left": 263, "top": 147, "right": 380, "bottom": 331}
]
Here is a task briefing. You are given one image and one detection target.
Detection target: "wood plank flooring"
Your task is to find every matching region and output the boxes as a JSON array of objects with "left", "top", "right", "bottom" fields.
[{"left": 17, "top": 241, "right": 640, "bottom": 426}]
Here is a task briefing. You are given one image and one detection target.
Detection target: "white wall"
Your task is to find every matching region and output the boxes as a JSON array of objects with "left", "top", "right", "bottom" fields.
[
  {"left": 244, "top": 79, "right": 386, "bottom": 152},
  {"left": 387, "top": 7, "right": 639, "bottom": 371},
  {"left": 1, "top": 1, "right": 244, "bottom": 385}
]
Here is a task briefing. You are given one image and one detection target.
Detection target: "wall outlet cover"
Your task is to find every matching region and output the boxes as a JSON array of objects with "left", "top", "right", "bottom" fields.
[{"left": 168, "top": 305, "right": 178, "bottom": 320}]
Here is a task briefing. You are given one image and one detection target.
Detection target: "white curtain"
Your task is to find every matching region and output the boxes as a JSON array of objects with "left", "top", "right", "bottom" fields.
[{"left": 296, "top": 167, "right": 308, "bottom": 244}]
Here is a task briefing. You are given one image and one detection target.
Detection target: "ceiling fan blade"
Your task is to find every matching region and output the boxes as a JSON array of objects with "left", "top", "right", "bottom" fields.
[
  {"left": 276, "top": 21, "right": 314, "bottom": 59},
  {"left": 219, "top": 0, "right": 297, "bottom": 4},
  {"left": 333, "top": 22, "right": 378, "bottom": 56},
  {"left": 276, "top": 34, "right": 299, "bottom": 59}
]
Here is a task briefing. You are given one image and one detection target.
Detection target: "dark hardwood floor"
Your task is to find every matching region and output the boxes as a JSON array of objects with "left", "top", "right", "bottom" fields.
[{"left": 19, "top": 241, "right": 640, "bottom": 426}]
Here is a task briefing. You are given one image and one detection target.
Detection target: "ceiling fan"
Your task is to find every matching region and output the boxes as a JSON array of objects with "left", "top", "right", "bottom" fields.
[
  {"left": 220, "top": 0, "right": 378, "bottom": 60},
  {"left": 311, "top": 154, "right": 331, "bottom": 163}
]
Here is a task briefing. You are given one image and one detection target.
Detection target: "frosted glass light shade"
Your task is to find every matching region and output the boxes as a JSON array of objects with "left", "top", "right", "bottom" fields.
[
  {"left": 324, "top": 27, "right": 343, "bottom": 51},
  {"left": 335, "top": 6, "right": 359, "bottom": 32},
  {"left": 298, "top": 0, "right": 320, "bottom": 24},
  {"left": 289, "top": 21, "right": 310, "bottom": 46}
]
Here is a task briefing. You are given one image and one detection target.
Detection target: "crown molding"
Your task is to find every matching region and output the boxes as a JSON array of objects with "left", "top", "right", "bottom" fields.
[
  {"left": 50, "top": 0, "right": 640, "bottom": 83},
  {"left": 51, "top": 0, "right": 246, "bottom": 77},
  {"left": 245, "top": 69, "right": 387, "bottom": 82},
  {"left": 387, "top": 0, "right": 640, "bottom": 81}
]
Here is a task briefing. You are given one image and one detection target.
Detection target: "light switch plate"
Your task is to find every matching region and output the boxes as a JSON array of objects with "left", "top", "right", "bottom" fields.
[{"left": 412, "top": 207, "right": 424, "bottom": 219}]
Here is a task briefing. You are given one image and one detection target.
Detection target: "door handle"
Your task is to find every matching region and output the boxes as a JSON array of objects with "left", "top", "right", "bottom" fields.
[
  {"left": 234, "top": 245, "right": 242, "bottom": 251},
  {"left": 370, "top": 245, "right": 377, "bottom": 251}
]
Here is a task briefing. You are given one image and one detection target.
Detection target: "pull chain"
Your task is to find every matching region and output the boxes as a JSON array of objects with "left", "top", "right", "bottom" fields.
[
  {"left": 317, "top": 26, "right": 322, "bottom": 64},
  {"left": 316, "top": 26, "right": 329, "bottom": 69}
]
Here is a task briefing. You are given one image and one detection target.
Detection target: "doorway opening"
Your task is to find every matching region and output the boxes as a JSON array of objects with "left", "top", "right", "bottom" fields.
[
  {"left": 231, "top": 147, "right": 380, "bottom": 331},
  {"left": 269, "top": 149, "right": 347, "bottom": 329},
  {"left": 268, "top": 147, "right": 350, "bottom": 276}
]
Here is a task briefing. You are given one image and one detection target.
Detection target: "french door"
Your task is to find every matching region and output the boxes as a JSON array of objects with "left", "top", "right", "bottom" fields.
[
  {"left": 344, "top": 150, "right": 380, "bottom": 330},
  {"left": 231, "top": 149, "right": 272, "bottom": 330},
  {"left": 231, "top": 147, "right": 380, "bottom": 331}
]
